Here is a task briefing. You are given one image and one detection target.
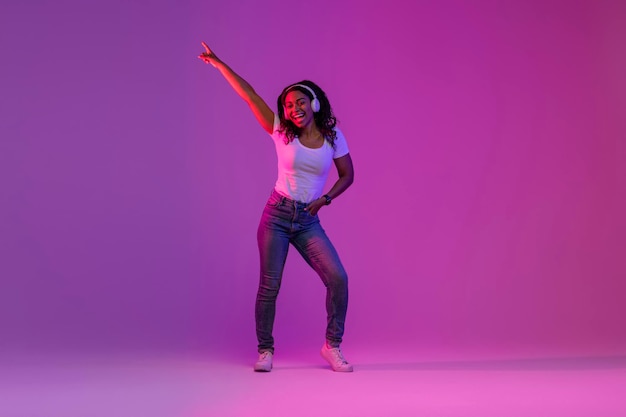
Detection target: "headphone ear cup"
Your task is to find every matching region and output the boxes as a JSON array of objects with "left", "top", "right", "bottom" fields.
[{"left": 311, "top": 98, "right": 320, "bottom": 112}]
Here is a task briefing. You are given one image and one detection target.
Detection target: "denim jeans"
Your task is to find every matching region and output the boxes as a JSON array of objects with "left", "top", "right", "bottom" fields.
[{"left": 255, "top": 189, "right": 349, "bottom": 353}]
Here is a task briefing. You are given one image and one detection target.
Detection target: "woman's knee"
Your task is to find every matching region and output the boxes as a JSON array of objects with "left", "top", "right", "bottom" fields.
[{"left": 327, "top": 268, "right": 348, "bottom": 290}]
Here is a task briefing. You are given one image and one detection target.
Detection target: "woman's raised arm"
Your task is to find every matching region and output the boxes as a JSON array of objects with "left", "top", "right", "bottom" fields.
[{"left": 198, "top": 42, "right": 274, "bottom": 134}]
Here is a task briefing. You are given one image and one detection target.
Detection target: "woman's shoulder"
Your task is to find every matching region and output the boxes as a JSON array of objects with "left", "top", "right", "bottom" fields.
[
  {"left": 330, "top": 126, "right": 349, "bottom": 157},
  {"left": 333, "top": 126, "right": 347, "bottom": 141},
  {"left": 270, "top": 114, "right": 281, "bottom": 135},
  {"left": 270, "top": 114, "right": 286, "bottom": 142}
]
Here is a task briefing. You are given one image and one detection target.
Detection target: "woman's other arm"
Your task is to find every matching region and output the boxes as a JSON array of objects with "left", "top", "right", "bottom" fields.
[{"left": 305, "top": 154, "right": 354, "bottom": 215}]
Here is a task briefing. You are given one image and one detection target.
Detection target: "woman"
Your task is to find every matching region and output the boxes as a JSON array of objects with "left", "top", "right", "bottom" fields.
[{"left": 198, "top": 42, "right": 354, "bottom": 372}]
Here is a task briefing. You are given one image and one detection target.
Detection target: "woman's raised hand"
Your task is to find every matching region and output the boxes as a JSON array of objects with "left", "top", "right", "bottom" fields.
[
  {"left": 198, "top": 42, "right": 220, "bottom": 67},
  {"left": 197, "top": 40, "right": 274, "bottom": 133}
]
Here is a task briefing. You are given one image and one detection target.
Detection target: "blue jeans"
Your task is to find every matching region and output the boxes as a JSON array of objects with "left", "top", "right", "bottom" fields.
[{"left": 255, "top": 189, "right": 349, "bottom": 353}]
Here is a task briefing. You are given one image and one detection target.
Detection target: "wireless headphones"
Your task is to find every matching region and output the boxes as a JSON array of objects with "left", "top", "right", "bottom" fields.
[{"left": 282, "top": 84, "right": 320, "bottom": 120}]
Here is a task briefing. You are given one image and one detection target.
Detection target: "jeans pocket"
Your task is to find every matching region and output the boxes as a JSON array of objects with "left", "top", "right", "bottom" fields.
[
  {"left": 266, "top": 193, "right": 282, "bottom": 208},
  {"left": 302, "top": 211, "right": 319, "bottom": 225}
]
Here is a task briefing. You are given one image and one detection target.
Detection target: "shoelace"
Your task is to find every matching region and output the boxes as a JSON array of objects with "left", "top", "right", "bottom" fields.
[
  {"left": 329, "top": 348, "right": 348, "bottom": 364},
  {"left": 259, "top": 352, "right": 271, "bottom": 361}
]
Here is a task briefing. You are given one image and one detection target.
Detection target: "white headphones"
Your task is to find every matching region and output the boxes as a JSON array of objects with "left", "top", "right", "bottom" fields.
[{"left": 283, "top": 84, "right": 320, "bottom": 119}]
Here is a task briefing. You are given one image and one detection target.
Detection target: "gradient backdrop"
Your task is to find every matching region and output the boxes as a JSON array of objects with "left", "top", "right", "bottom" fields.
[{"left": 2, "top": 0, "right": 625, "bottom": 360}]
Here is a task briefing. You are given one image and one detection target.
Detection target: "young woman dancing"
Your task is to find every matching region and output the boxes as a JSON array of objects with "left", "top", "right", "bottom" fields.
[{"left": 199, "top": 42, "right": 354, "bottom": 372}]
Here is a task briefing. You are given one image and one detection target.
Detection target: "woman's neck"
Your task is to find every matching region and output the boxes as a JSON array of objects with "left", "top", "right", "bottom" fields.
[{"left": 299, "top": 123, "right": 320, "bottom": 139}]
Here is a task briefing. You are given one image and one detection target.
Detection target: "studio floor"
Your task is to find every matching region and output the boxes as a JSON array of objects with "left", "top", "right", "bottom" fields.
[{"left": 2, "top": 349, "right": 625, "bottom": 417}]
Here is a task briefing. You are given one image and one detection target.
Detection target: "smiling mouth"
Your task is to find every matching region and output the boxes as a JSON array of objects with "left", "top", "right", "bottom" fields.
[{"left": 292, "top": 112, "right": 305, "bottom": 121}]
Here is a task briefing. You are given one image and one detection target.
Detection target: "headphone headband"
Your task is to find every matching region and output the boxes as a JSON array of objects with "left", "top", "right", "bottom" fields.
[{"left": 284, "top": 84, "right": 317, "bottom": 100}]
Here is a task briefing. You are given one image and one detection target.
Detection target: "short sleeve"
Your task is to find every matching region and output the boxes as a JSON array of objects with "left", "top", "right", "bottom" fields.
[
  {"left": 271, "top": 113, "right": 281, "bottom": 135},
  {"left": 333, "top": 128, "right": 350, "bottom": 159}
]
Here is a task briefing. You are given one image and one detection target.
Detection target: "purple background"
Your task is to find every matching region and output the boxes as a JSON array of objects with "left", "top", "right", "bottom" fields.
[{"left": 2, "top": 0, "right": 625, "bottom": 359}]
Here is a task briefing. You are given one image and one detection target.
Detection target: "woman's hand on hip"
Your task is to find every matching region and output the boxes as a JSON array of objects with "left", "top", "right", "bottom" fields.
[{"left": 304, "top": 198, "right": 326, "bottom": 216}]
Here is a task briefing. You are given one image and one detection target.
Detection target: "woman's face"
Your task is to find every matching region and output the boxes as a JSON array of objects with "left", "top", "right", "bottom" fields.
[{"left": 283, "top": 90, "right": 314, "bottom": 128}]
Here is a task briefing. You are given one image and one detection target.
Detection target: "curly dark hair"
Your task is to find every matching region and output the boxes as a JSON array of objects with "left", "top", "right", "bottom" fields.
[{"left": 276, "top": 80, "right": 338, "bottom": 147}]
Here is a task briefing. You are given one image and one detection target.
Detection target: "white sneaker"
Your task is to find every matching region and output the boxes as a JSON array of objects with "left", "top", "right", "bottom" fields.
[
  {"left": 254, "top": 351, "right": 273, "bottom": 372},
  {"left": 320, "top": 344, "right": 353, "bottom": 372}
]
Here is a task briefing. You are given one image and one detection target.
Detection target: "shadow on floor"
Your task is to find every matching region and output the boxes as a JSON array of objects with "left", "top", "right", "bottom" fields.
[{"left": 356, "top": 355, "right": 626, "bottom": 372}]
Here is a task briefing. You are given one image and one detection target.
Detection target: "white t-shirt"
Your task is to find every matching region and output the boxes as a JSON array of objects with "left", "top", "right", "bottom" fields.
[{"left": 270, "top": 114, "right": 349, "bottom": 203}]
